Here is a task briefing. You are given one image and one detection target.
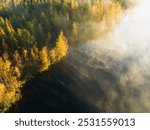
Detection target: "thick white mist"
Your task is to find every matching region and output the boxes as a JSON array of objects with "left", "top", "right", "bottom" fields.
[
  {"left": 68, "top": 0, "right": 150, "bottom": 112},
  {"left": 111, "top": 0, "right": 150, "bottom": 54}
]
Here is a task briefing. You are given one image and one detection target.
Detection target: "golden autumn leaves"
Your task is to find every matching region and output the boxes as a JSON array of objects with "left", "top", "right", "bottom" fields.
[
  {"left": 0, "top": 83, "right": 5, "bottom": 103},
  {"left": 0, "top": 14, "right": 68, "bottom": 112},
  {"left": 0, "top": 17, "right": 68, "bottom": 112},
  {"left": 0, "top": 31, "right": 68, "bottom": 112},
  {"left": 0, "top": 58, "right": 22, "bottom": 111},
  {"left": 39, "top": 31, "right": 68, "bottom": 72},
  {"left": 90, "top": 1, "right": 121, "bottom": 23}
]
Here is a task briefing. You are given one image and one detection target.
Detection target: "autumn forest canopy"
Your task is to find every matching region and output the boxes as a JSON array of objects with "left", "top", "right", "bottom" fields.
[{"left": 0, "top": 0, "right": 129, "bottom": 112}]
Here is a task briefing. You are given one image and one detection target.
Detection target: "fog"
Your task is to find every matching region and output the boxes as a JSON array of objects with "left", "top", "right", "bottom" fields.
[{"left": 66, "top": 0, "right": 150, "bottom": 112}]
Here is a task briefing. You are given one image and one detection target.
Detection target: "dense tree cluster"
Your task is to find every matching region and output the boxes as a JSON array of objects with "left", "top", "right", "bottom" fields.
[{"left": 0, "top": 0, "right": 125, "bottom": 112}]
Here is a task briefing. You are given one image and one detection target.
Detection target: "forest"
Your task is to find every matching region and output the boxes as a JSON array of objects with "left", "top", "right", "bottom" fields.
[{"left": 0, "top": 0, "right": 129, "bottom": 112}]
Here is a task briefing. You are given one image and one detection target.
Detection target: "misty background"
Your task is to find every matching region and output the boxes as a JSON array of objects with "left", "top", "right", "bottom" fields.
[{"left": 64, "top": 0, "right": 150, "bottom": 112}]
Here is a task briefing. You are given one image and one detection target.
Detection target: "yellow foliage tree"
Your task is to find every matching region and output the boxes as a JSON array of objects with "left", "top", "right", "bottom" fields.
[
  {"left": 71, "top": 0, "right": 79, "bottom": 9},
  {"left": 22, "top": 49, "right": 28, "bottom": 63},
  {"left": 55, "top": 31, "right": 68, "bottom": 60},
  {"left": 5, "top": 20, "right": 14, "bottom": 33},
  {"left": 0, "top": 58, "right": 22, "bottom": 99},
  {"left": 13, "top": 50, "right": 22, "bottom": 69},
  {"left": 0, "top": 17, "right": 5, "bottom": 25},
  {"left": 0, "top": 28, "right": 5, "bottom": 36},
  {"left": 90, "top": 1, "right": 122, "bottom": 24},
  {"left": 0, "top": 83, "right": 5, "bottom": 103},
  {"left": 13, "top": 67, "right": 21, "bottom": 78},
  {"left": 50, "top": 49, "right": 57, "bottom": 64},
  {"left": 39, "top": 46, "right": 50, "bottom": 72},
  {"left": 32, "top": 46, "right": 39, "bottom": 60}
]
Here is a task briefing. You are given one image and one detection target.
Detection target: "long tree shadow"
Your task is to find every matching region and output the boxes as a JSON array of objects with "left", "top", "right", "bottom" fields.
[{"left": 8, "top": 60, "right": 99, "bottom": 113}]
